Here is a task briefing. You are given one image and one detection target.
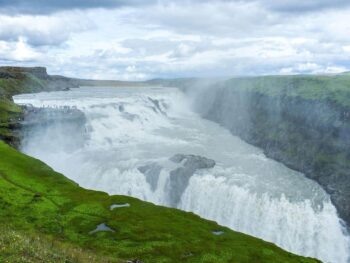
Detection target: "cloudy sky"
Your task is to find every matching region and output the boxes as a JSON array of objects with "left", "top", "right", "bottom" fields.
[{"left": 0, "top": 0, "right": 350, "bottom": 80}]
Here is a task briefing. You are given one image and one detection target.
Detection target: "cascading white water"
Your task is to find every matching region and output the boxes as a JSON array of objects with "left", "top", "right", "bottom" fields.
[{"left": 14, "top": 86, "right": 350, "bottom": 263}]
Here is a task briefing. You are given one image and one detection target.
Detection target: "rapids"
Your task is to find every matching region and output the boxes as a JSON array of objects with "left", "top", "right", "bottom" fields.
[{"left": 14, "top": 86, "right": 350, "bottom": 263}]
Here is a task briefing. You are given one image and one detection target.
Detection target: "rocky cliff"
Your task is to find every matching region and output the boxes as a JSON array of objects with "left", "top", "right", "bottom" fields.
[
  {"left": 180, "top": 74, "right": 350, "bottom": 227},
  {"left": 0, "top": 66, "right": 79, "bottom": 147},
  {"left": 0, "top": 66, "right": 48, "bottom": 79}
]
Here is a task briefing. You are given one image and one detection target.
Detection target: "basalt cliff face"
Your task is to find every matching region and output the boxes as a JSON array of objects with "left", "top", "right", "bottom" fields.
[{"left": 177, "top": 75, "right": 350, "bottom": 227}]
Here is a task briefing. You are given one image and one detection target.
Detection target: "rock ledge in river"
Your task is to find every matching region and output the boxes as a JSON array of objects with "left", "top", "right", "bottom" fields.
[{"left": 168, "top": 154, "right": 215, "bottom": 206}]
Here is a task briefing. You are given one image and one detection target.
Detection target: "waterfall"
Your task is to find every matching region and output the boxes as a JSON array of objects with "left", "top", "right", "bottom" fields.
[{"left": 14, "top": 86, "right": 350, "bottom": 263}]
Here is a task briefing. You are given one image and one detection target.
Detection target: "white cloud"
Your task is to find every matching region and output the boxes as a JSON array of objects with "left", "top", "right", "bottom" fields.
[
  {"left": 0, "top": 38, "right": 41, "bottom": 62},
  {"left": 0, "top": 12, "right": 94, "bottom": 46},
  {"left": 0, "top": 1, "right": 350, "bottom": 79}
]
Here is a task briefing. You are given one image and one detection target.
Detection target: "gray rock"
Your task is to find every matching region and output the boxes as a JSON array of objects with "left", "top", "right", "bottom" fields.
[
  {"left": 110, "top": 203, "right": 130, "bottom": 210},
  {"left": 212, "top": 230, "right": 224, "bottom": 236},
  {"left": 138, "top": 163, "right": 163, "bottom": 191},
  {"left": 148, "top": 97, "right": 167, "bottom": 115},
  {"left": 167, "top": 154, "right": 215, "bottom": 206},
  {"left": 126, "top": 260, "right": 144, "bottom": 263},
  {"left": 170, "top": 154, "right": 216, "bottom": 169},
  {"left": 89, "top": 223, "right": 114, "bottom": 235}
]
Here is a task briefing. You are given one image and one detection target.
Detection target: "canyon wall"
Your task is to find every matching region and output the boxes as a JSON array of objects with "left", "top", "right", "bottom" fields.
[{"left": 177, "top": 75, "right": 350, "bottom": 227}]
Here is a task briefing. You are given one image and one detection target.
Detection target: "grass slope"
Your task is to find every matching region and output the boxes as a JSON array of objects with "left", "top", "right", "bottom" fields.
[{"left": 0, "top": 141, "right": 319, "bottom": 263}]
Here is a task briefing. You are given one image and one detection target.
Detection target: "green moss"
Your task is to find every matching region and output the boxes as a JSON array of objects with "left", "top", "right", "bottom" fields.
[
  {"left": 226, "top": 74, "right": 350, "bottom": 107},
  {"left": 0, "top": 224, "right": 120, "bottom": 263},
  {"left": 0, "top": 141, "right": 319, "bottom": 262},
  {"left": 0, "top": 73, "right": 47, "bottom": 97}
]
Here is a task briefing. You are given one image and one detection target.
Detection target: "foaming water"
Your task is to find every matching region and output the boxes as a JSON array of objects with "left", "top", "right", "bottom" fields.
[{"left": 14, "top": 86, "right": 350, "bottom": 263}]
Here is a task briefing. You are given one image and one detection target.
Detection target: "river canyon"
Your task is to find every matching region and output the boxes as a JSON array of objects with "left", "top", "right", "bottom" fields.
[{"left": 13, "top": 86, "right": 350, "bottom": 263}]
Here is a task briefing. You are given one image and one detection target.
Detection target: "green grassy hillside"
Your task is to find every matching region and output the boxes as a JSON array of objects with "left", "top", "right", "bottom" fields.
[{"left": 0, "top": 141, "right": 319, "bottom": 262}]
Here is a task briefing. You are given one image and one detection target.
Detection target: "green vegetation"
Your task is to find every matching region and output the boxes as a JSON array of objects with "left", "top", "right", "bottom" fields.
[
  {"left": 0, "top": 141, "right": 319, "bottom": 262},
  {"left": 0, "top": 224, "right": 118, "bottom": 263},
  {"left": 0, "top": 96, "right": 22, "bottom": 144},
  {"left": 226, "top": 74, "right": 350, "bottom": 107},
  {"left": 0, "top": 74, "right": 45, "bottom": 98},
  {"left": 223, "top": 73, "right": 350, "bottom": 175},
  {"left": 0, "top": 72, "right": 48, "bottom": 144}
]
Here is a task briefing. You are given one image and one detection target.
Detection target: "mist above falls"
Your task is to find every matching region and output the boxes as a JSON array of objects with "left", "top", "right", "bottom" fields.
[{"left": 14, "top": 86, "right": 350, "bottom": 263}]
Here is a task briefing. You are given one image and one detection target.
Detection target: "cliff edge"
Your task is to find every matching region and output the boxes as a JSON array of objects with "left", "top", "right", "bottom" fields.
[
  {"left": 179, "top": 74, "right": 350, "bottom": 227},
  {"left": 0, "top": 66, "right": 79, "bottom": 146}
]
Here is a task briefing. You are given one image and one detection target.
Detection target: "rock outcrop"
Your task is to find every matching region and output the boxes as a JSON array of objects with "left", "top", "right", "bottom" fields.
[
  {"left": 138, "top": 154, "right": 215, "bottom": 206},
  {"left": 167, "top": 154, "right": 215, "bottom": 206},
  {"left": 21, "top": 106, "right": 86, "bottom": 127},
  {"left": 138, "top": 163, "right": 163, "bottom": 191},
  {"left": 0, "top": 66, "right": 80, "bottom": 147},
  {"left": 0, "top": 66, "right": 48, "bottom": 79}
]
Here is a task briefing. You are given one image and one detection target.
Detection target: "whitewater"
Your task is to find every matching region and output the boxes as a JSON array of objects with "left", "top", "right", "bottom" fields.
[{"left": 14, "top": 86, "right": 350, "bottom": 263}]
